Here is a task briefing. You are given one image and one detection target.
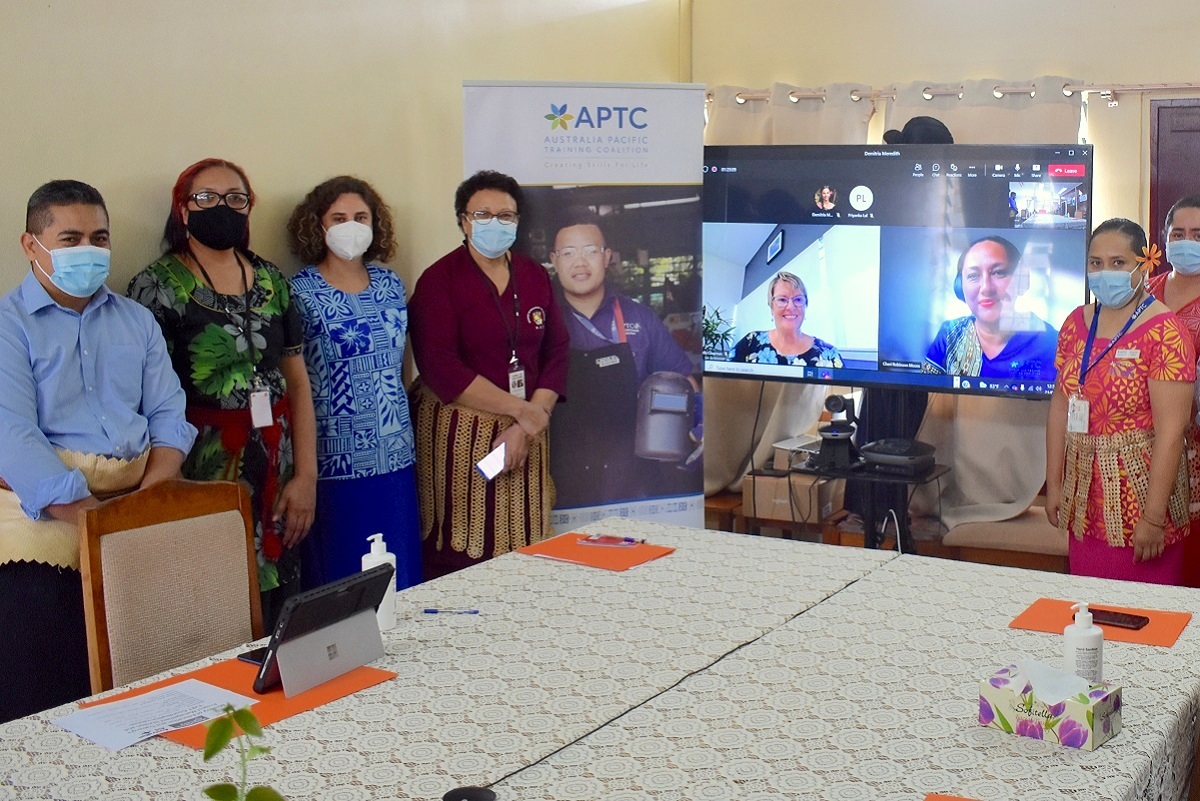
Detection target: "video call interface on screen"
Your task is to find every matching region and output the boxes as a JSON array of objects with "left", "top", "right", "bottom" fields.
[{"left": 702, "top": 144, "right": 1094, "bottom": 400}]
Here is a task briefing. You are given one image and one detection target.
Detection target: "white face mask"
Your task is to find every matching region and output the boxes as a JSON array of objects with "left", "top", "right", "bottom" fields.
[{"left": 324, "top": 221, "right": 373, "bottom": 261}]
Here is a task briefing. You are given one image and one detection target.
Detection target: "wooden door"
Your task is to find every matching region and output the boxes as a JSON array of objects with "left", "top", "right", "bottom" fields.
[{"left": 1150, "top": 99, "right": 1200, "bottom": 267}]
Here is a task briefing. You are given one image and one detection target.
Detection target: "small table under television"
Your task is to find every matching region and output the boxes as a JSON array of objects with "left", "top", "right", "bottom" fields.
[{"left": 790, "top": 458, "right": 951, "bottom": 553}]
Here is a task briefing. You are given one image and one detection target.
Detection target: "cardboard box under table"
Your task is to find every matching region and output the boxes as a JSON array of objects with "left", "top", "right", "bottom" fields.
[
  {"left": 742, "top": 470, "right": 845, "bottom": 525},
  {"left": 978, "top": 664, "right": 1122, "bottom": 750}
]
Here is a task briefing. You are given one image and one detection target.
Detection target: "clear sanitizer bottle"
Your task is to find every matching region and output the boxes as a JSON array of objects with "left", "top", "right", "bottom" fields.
[
  {"left": 362, "top": 533, "right": 397, "bottom": 631},
  {"left": 1064, "top": 601, "right": 1103, "bottom": 682}
]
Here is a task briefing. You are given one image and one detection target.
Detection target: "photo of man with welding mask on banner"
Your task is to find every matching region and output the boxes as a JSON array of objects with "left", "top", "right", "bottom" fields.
[{"left": 518, "top": 185, "right": 703, "bottom": 514}]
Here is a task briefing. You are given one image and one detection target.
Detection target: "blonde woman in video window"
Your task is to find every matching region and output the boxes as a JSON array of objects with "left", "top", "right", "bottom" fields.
[{"left": 729, "top": 272, "right": 843, "bottom": 367}]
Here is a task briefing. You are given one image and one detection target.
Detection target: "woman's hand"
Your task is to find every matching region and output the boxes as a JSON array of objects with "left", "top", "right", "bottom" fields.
[
  {"left": 514, "top": 402, "right": 550, "bottom": 439},
  {"left": 1044, "top": 485, "right": 1061, "bottom": 528},
  {"left": 1131, "top": 517, "right": 1166, "bottom": 562},
  {"left": 493, "top": 425, "right": 531, "bottom": 473},
  {"left": 274, "top": 473, "right": 316, "bottom": 548}
]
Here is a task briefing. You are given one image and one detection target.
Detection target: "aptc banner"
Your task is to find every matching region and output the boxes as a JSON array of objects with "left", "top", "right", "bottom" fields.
[{"left": 463, "top": 80, "right": 706, "bottom": 529}]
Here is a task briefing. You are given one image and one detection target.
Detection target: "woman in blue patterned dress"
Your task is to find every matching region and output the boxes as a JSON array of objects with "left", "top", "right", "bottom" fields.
[
  {"left": 287, "top": 177, "right": 421, "bottom": 591},
  {"left": 729, "top": 271, "right": 844, "bottom": 367}
]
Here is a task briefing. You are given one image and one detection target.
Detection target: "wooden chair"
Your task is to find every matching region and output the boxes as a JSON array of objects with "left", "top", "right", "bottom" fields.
[{"left": 79, "top": 479, "right": 263, "bottom": 693}]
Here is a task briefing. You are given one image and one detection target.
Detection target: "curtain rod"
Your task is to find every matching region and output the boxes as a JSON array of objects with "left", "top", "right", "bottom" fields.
[{"left": 711, "top": 82, "right": 1200, "bottom": 104}]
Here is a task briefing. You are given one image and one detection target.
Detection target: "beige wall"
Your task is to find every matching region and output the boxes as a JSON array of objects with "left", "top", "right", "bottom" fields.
[
  {"left": 0, "top": 0, "right": 686, "bottom": 294},
  {"left": 693, "top": 0, "right": 1200, "bottom": 229},
  {"left": 8, "top": 1, "right": 1197, "bottom": 296}
]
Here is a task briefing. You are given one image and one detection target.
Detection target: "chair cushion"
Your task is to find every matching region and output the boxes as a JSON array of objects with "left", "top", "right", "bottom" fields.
[
  {"left": 942, "top": 506, "right": 1068, "bottom": 556},
  {"left": 100, "top": 509, "right": 253, "bottom": 686}
]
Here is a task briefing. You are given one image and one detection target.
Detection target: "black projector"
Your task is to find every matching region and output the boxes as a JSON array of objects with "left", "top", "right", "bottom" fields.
[{"left": 860, "top": 438, "right": 935, "bottom": 476}]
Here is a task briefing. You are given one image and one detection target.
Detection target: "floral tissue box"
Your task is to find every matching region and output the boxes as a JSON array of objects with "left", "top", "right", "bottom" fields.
[{"left": 978, "top": 664, "right": 1122, "bottom": 750}]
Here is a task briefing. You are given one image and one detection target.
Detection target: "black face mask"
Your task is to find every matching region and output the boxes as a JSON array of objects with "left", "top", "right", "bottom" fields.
[{"left": 187, "top": 205, "right": 249, "bottom": 251}]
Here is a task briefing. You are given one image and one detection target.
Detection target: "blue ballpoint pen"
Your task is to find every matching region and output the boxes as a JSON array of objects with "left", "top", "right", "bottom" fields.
[{"left": 422, "top": 608, "right": 480, "bottom": 614}]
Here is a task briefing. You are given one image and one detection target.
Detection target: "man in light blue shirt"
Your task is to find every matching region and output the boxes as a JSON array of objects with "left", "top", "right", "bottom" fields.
[{"left": 0, "top": 180, "right": 196, "bottom": 722}]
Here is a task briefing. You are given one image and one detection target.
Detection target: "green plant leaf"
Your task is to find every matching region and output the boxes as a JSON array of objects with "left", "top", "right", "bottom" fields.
[
  {"left": 246, "top": 786, "right": 286, "bottom": 801},
  {"left": 203, "top": 783, "right": 239, "bottom": 801},
  {"left": 994, "top": 705, "right": 1013, "bottom": 734},
  {"left": 247, "top": 745, "right": 271, "bottom": 760},
  {"left": 232, "top": 707, "right": 263, "bottom": 737},
  {"left": 203, "top": 717, "right": 234, "bottom": 761}
]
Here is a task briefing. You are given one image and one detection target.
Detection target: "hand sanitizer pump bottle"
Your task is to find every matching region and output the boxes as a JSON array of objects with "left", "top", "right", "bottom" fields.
[
  {"left": 1064, "top": 601, "right": 1103, "bottom": 682},
  {"left": 362, "top": 533, "right": 397, "bottom": 631}
]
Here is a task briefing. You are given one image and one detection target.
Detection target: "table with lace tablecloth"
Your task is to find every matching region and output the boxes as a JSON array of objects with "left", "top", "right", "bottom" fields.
[
  {"left": 494, "top": 554, "right": 1200, "bottom": 801},
  {"left": 0, "top": 519, "right": 894, "bottom": 801}
]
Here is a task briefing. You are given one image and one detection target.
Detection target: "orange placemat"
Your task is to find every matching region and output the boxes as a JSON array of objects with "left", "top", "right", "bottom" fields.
[
  {"left": 518, "top": 532, "right": 674, "bottom": 571},
  {"left": 81, "top": 658, "right": 396, "bottom": 748},
  {"left": 1009, "top": 597, "right": 1191, "bottom": 646}
]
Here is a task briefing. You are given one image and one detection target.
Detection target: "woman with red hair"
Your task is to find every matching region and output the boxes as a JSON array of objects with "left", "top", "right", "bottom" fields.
[{"left": 128, "top": 158, "right": 316, "bottom": 626}]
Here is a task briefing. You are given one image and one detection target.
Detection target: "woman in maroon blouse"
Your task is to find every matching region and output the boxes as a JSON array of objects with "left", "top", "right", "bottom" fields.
[{"left": 409, "top": 171, "right": 569, "bottom": 579}]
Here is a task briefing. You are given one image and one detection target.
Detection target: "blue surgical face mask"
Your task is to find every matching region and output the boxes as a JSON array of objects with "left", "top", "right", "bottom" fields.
[
  {"left": 1087, "top": 264, "right": 1140, "bottom": 308},
  {"left": 1167, "top": 239, "right": 1200, "bottom": 276},
  {"left": 468, "top": 218, "right": 518, "bottom": 259},
  {"left": 33, "top": 237, "right": 111, "bottom": 298}
]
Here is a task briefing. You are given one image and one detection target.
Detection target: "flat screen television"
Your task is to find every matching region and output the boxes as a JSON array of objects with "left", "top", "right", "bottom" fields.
[{"left": 702, "top": 143, "right": 1094, "bottom": 399}]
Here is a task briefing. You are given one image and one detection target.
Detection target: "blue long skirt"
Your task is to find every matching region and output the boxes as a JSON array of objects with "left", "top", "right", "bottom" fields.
[{"left": 300, "top": 468, "right": 423, "bottom": 592}]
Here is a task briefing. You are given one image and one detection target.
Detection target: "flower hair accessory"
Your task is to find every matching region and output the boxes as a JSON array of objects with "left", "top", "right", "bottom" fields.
[{"left": 1137, "top": 243, "right": 1162, "bottom": 273}]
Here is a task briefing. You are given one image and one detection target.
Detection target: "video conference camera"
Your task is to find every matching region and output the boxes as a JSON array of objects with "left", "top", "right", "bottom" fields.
[{"left": 810, "top": 394, "right": 858, "bottom": 469}]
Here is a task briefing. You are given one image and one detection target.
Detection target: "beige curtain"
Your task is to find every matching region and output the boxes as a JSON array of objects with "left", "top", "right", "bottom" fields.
[
  {"left": 884, "top": 76, "right": 1082, "bottom": 145},
  {"left": 887, "top": 76, "right": 1084, "bottom": 528},
  {"left": 704, "top": 83, "right": 874, "bottom": 493},
  {"left": 704, "top": 85, "right": 774, "bottom": 145}
]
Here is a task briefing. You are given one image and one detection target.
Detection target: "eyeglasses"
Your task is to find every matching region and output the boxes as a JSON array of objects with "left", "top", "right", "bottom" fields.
[
  {"left": 465, "top": 210, "right": 519, "bottom": 225},
  {"left": 771, "top": 296, "right": 807, "bottom": 308},
  {"left": 190, "top": 191, "right": 251, "bottom": 210},
  {"left": 553, "top": 244, "right": 606, "bottom": 260}
]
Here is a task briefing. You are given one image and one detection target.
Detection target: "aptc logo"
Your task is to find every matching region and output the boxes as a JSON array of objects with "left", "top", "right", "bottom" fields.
[
  {"left": 544, "top": 103, "right": 648, "bottom": 130},
  {"left": 545, "top": 103, "right": 574, "bottom": 131}
]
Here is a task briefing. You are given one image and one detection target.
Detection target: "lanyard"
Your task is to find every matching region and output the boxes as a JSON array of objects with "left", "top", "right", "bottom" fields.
[
  {"left": 478, "top": 253, "right": 521, "bottom": 363},
  {"left": 192, "top": 249, "right": 258, "bottom": 378},
  {"left": 1079, "top": 295, "right": 1153, "bottom": 386},
  {"left": 572, "top": 296, "right": 627, "bottom": 344}
]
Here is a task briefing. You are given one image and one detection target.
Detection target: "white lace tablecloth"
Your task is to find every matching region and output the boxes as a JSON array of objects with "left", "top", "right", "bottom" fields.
[
  {"left": 0, "top": 519, "right": 893, "bottom": 800},
  {"left": 494, "top": 554, "right": 1200, "bottom": 801}
]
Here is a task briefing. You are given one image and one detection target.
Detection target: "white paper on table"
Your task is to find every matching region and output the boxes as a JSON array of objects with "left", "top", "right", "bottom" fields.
[
  {"left": 476, "top": 442, "right": 506, "bottom": 481},
  {"left": 56, "top": 679, "right": 258, "bottom": 750}
]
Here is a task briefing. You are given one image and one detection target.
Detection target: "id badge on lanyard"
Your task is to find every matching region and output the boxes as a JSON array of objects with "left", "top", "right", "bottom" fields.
[
  {"left": 1066, "top": 395, "right": 1089, "bottom": 433},
  {"left": 507, "top": 354, "right": 527, "bottom": 400},
  {"left": 250, "top": 376, "right": 273, "bottom": 428}
]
